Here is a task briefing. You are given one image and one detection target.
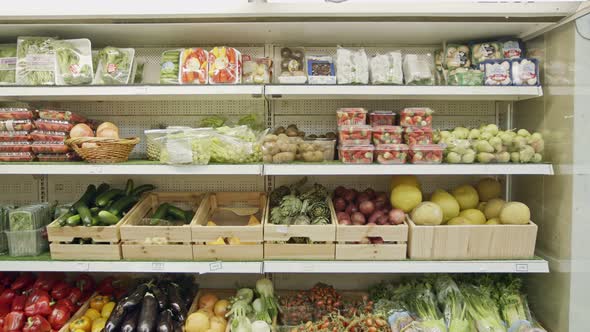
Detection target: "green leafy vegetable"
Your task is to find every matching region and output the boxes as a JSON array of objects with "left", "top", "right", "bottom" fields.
[
  {"left": 16, "top": 37, "right": 56, "bottom": 85},
  {"left": 95, "top": 46, "right": 134, "bottom": 84},
  {"left": 54, "top": 39, "right": 93, "bottom": 85},
  {"left": 160, "top": 49, "right": 181, "bottom": 84},
  {"left": 0, "top": 44, "right": 16, "bottom": 84}
]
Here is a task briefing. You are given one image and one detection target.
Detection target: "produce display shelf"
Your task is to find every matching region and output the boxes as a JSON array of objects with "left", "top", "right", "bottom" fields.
[
  {"left": 264, "top": 85, "right": 544, "bottom": 101},
  {"left": 0, "top": 161, "right": 263, "bottom": 175},
  {"left": 262, "top": 163, "right": 554, "bottom": 176},
  {"left": 0, "top": 256, "right": 548, "bottom": 274},
  {"left": 0, "top": 85, "right": 265, "bottom": 101}
]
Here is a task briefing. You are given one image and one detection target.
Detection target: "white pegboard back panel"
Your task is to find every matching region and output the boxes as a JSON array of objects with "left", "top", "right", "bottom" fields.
[
  {"left": 0, "top": 175, "right": 42, "bottom": 205},
  {"left": 47, "top": 175, "right": 263, "bottom": 204}
]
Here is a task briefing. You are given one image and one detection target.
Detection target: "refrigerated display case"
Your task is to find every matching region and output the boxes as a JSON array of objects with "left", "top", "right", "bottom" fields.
[{"left": 0, "top": 1, "right": 589, "bottom": 331}]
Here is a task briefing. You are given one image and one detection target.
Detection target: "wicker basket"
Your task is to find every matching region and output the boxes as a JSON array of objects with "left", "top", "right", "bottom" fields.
[{"left": 66, "top": 137, "right": 140, "bottom": 163}]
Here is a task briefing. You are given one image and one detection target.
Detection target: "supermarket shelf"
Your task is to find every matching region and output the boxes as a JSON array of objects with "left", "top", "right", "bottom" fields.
[
  {"left": 0, "top": 85, "right": 264, "bottom": 101},
  {"left": 264, "top": 85, "right": 543, "bottom": 101},
  {"left": 262, "top": 163, "right": 554, "bottom": 176},
  {"left": 263, "top": 259, "right": 550, "bottom": 274},
  {"left": 0, "top": 162, "right": 263, "bottom": 175},
  {"left": 0, "top": 259, "right": 548, "bottom": 274}
]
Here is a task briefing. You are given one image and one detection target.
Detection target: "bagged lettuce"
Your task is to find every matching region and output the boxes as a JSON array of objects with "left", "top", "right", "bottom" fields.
[
  {"left": 0, "top": 44, "right": 16, "bottom": 84},
  {"left": 403, "top": 53, "right": 435, "bottom": 85},
  {"left": 54, "top": 39, "right": 93, "bottom": 85},
  {"left": 93, "top": 46, "right": 135, "bottom": 84},
  {"left": 16, "top": 36, "right": 56, "bottom": 85}
]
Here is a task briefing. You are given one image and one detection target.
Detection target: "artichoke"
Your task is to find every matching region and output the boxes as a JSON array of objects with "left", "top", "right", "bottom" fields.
[
  {"left": 293, "top": 215, "right": 311, "bottom": 225},
  {"left": 270, "top": 207, "right": 284, "bottom": 225},
  {"left": 309, "top": 201, "right": 330, "bottom": 219},
  {"left": 311, "top": 216, "right": 329, "bottom": 225},
  {"left": 270, "top": 185, "right": 290, "bottom": 207},
  {"left": 280, "top": 195, "right": 303, "bottom": 217}
]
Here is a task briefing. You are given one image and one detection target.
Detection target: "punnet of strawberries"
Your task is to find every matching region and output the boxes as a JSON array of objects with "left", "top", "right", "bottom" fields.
[
  {"left": 369, "top": 111, "right": 396, "bottom": 127},
  {"left": 399, "top": 107, "right": 433, "bottom": 128},
  {"left": 338, "top": 125, "right": 372, "bottom": 146},
  {"left": 372, "top": 126, "right": 403, "bottom": 145},
  {"left": 375, "top": 144, "right": 408, "bottom": 164},
  {"left": 338, "top": 145, "right": 374, "bottom": 164},
  {"left": 403, "top": 127, "right": 433, "bottom": 145},
  {"left": 408, "top": 144, "right": 444, "bottom": 164},
  {"left": 336, "top": 108, "right": 367, "bottom": 126}
]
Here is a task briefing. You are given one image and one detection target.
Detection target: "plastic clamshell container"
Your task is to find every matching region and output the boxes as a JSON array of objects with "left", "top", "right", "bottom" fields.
[
  {"left": 0, "top": 152, "right": 35, "bottom": 162},
  {"left": 372, "top": 126, "right": 403, "bottom": 145},
  {"left": 399, "top": 107, "right": 434, "bottom": 127},
  {"left": 336, "top": 108, "right": 368, "bottom": 126},
  {"left": 338, "top": 125, "right": 372, "bottom": 146},
  {"left": 369, "top": 111, "right": 396, "bottom": 126},
  {"left": 5, "top": 227, "right": 48, "bottom": 256},
  {"left": 375, "top": 144, "right": 409, "bottom": 164},
  {"left": 298, "top": 138, "right": 336, "bottom": 162},
  {"left": 338, "top": 145, "right": 374, "bottom": 164},
  {"left": 408, "top": 144, "right": 444, "bottom": 164},
  {"left": 403, "top": 126, "right": 433, "bottom": 145}
]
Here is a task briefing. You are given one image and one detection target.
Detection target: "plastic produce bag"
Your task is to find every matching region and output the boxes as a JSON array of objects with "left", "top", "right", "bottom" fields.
[
  {"left": 444, "top": 43, "right": 470, "bottom": 69},
  {"left": 9, "top": 203, "right": 52, "bottom": 231},
  {"left": 180, "top": 48, "right": 208, "bottom": 84},
  {"left": 448, "top": 68, "right": 483, "bottom": 86},
  {"left": 370, "top": 51, "right": 403, "bottom": 85},
  {"left": 434, "top": 49, "right": 446, "bottom": 85},
  {"left": 208, "top": 46, "right": 241, "bottom": 84},
  {"left": 155, "top": 128, "right": 213, "bottom": 165},
  {"left": 483, "top": 60, "right": 512, "bottom": 86},
  {"left": 16, "top": 36, "right": 56, "bottom": 85},
  {"left": 243, "top": 56, "right": 272, "bottom": 84},
  {"left": 307, "top": 55, "right": 336, "bottom": 84},
  {"left": 0, "top": 44, "right": 16, "bottom": 84},
  {"left": 210, "top": 125, "right": 265, "bottom": 164},
  {"left": 336, "top": 46, "right": 369, "bottom": 84},
  {"left": 388, "top": 311, "right": 414, "bottom": 332},
  {"left": 93, "top": 46, "right": 135, "bottom": 84},
  {"left": 403, "top": 53, "right": 435, "bottom": 86},
  {"left": 511, "top": 58, "right": 539, "bottom": 86},
  {"left": 471, "top": 41, "right": 502, "bottom": 66},
  {"left": 160, "top": 49, "right": 181, "bottom": 84},
  {"left": 54, "top": 39, "right": 93, "bottom": 85}
]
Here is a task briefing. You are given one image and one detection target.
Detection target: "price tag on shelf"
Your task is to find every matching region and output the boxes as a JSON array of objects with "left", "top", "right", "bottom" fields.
[
  {"left": 209, "top": 261, "right": 223, "bottom": 272},
  {"left": 152, "top": 262, "right": 165, "bottom": 271},
  {"left": 75, "top": 262, "right": 89, "bottom": 271},
  {"left": 515, "top": 264, "right": 529, "bottom": 272},
  {"left": 276, "top": 226, "right": 289, "bottom": 234}
]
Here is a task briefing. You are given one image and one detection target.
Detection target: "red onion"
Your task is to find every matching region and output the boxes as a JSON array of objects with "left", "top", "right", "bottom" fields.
[
  {"left": 368, "top": 210, "right": 384, "bottom": 224},
  {"left": 333, "top": 197, "right": 347, "bottom": 212},
  {"left": 377, "top": 215, "right": 389, "bottom": 225},
  {"left": 359, "top": 200, "right": 375, "bottom": 216},
  {"left": 336, "top": 212, "right": 350, "bottom": 222},
  {"left": 356, "top": 193, "right": 370, "bottom": 204},
  {"left": 374, "top": 200, "right": 386, "bottom": 210},
  {"left": 343, "top": 189, "right": 356, "bottom": 202},
  {"left": 351, "top": 212, "right": 366, "bottom": 225},
  {"left": 370, "top": 237, "right": 384, "bottom": 244},
  {"left": 339, "top": 218, "right": 351, "bottom": 225},
  {"left": 364, "top": 188, "right": 376, "bottom": 200},
  {"left": 375, "top": 192, "right": 388, "bottom": 202},
  {"left": 334, "top": 186, "right": 347, "bottom": 198},
  {"left": 388, "top": 208, "right": 406, "bottom": 225}
]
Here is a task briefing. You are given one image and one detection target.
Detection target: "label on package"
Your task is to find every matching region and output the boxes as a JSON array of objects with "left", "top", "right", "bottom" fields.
[
  {"left": 0, "top": 57, "right": 16, "bottom": 70},
  {"left": 25, "top": 54, "right": 55, "bottom": 71},
  {"left": 503, "top": 41, "right": 523, "bottom": 59},
  {"left": 488, "top": 65, "right": 508, "bottom": 82},
  {"left": 479, "top": 43, "right": 497, "bottom": 57},
  {"left": 519, "top": 62, "right": 537, "bottom": 80}
]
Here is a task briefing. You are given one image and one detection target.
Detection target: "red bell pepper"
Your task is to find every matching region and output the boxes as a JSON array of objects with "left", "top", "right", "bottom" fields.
[
  {"left": 49, "top": 282, "right": 70, "bottom": 301},
  {"left": 74, "top": 274, "right": 94, "bottom": 295},
  {"left": 11, "top": 273, "right": 34, "bottom": 291},
  {"left": 47, "top": 303, "right": 70, "bottom": 330},
  {"left": 96, "top": 277, "right": 116, "bottom": 295},
  {"left": 24, "top": 290, "right": 52, "bottom": 317},
  {"left": 79, "top": 291, "right": 92, "bottom": 304},
  {"left": 3, "top": 311, "right": 25, "bottom": 332},
  {"left": 11, "top": 295, "right": 26, "bottom": 312},
  {"left": 65, "top": 288, "right": 81, "bottom": 306},
  {"left": 0, "top": 273, "right": 17, "bottom": 287},
  {"left": 0, "top": 303, "right": 10, "bottom": 320},
  {"left": 0, "top": 289, "right": 16, "bottom": 306},
  {"left": 32, "top": 276, "right": 56, "bottom": 293},
  {"left": 23, "top": 315, "right": 51, "bottom": 332},
  {"left": 54, "top": 299, "right": 74, "bottom": 314}
]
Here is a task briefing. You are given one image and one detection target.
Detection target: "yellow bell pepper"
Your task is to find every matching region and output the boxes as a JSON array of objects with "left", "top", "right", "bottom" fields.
[
  {"left": 206, "top": 221, "right": 217, "bottom": 226},
  {"left": 248, "top": 215, "right": 260, "bottom": 226},
  {"left": 91, "top": 318, "right": 107, "bottom": 332},
  {"left": 228, "top": 237, "right": 241, "bottom": 245},
  {"left": 101, "top": 302, "right": 116, "bottom": 318},
  {"left": 83, "top": 308, "right": 101, "bottom": 321},
  {"left": 207, "top": 237, "right": 225, "bottom": 245},
  {"left": 90, "top": 295, "right": 111, "bottom": 311},
  {"left": 69, "top": 316, "right": 91, "bottom": 332}
]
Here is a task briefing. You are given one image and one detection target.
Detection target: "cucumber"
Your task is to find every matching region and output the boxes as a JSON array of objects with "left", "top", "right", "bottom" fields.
[
  {"left": 90, "top": 207, "right": 100, "bottom": 215},
  {"left": 124, "top": 179, "right": 134, "bottom": 196},
  {"left": 70, "top": 185, "right": 97, "bottom": 213},
  {"left": 95, "top": 189, "right": 124, "bottom": 207},
  {"left": 56, "top": 211, "right": 74, "bottom": 226},
  {"left": 183, "top": 210, "right": 195, "bottom": 223},
  {"left": 77, "top": 204, "right": 93, "bottom": 227},
  {"left": 91, "top": 216, "right": 101, "bottom": 226},
  {"left": 131, "top": 184, "right": 156, "bottom": 197},
  {"left": 98, "top": 210, "right": 120, "bottom": 225},
  {"left": 152, "top": 203, "right": 170, "bottom": 221},
  {"left": 167, "top": 205, "right": 187, "bottom": 222},
  {"left": 96, "top": 183, "right": 111, "bottom": 196},
  {"left": 109, "top": 196, "right": 139, "bottom": 216},
  {"left": 66, "top": 214, "right": 81, "bottom": 226}
]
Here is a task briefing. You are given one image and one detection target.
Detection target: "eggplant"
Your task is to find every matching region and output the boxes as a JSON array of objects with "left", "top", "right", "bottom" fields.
[
  {"left": 138, "top": 292, "right": 158, "bottom": 332},
  {"left": 122, "top": 283, "right": 148, "bottom": 311},
  {"left": 157, "top": 309, "right": 173, "bottom": 332},
  {"left": 172, "top": 321, "right": 183, "bottom": 332},
  {"left": 166, "top": 282, "right": 187, "bottom": 322},
  {"left": 150, "top": 285, "right": 167, "bottom": 310},
  {"left": 121, "top": 308, "right": 139, "bottom": 332},
  {"left": 104, "top": 300, "right": 128, "bottom": 332}
]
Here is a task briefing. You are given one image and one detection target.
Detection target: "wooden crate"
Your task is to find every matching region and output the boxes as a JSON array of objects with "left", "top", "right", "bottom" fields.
[
  {"left": 47, "top": 207, "right": 127, "bottom": 260},
  {"left": 119, "top": 192, "right": 206, "bottom": 260},
  {"left": 58, "top": 294, "right": 94, "bottom": 332},
  {"left": 264, "top": 197, "right": 336, "bottom": 260},
  {"left": 335, "top": 220, "right": 408, "bottom": 260},
  {"left": 192, "top": 192, "right": 265, "bottom": 261},
  {"left": 407, "top": 218, "right": 538, "bottom": 259}
]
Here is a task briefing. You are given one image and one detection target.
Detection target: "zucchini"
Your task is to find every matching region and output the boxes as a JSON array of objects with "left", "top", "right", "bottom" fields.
[
  {"left": 124, "top": 179, "right": 134, "bottom": 196},
  {"left": 95, "top": 189, "right": 124, "bottom": 207},
  {"left": 98, "top": 210, "right": 120, "bottom": 225},
  {"left": 109, "top": 196, "right": 139, "bottom": 216},
  {"left": 131, "top": 184, "right": 156, "bottom": 197},
  {"left": 70, "top": 184, "right": 97, "bottom": 213},
  {"left": 91, "top": 216, "right": 101, "bottom": 226},
  {"left": 77, "top": 204, "right": 93, "bottom": 227},
  {"left": 152, "top": 203, "right": 170, "bottom": 221},
  {"left": 66, "top": 214, "right": 81, "bottom": 226},
  {"left": 90, "top": 207, "right": 100, "bottom": 215},
  {"left": 96, "top": 183, "right": 111, "bottom": 196},
  {"left": 183, "top": 210, "right": 195, "bottom": 223},
  {"left": 56, "top": 211, "right": 74, "bottom": 226},
  {"left": 167, "top": 205, "right": 187, "bottom": 222}
]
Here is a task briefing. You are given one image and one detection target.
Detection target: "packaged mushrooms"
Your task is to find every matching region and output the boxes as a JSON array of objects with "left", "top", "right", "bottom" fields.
[
  {"left": 511, "top": 58, "right": 539, "bottom": 86},
  {"left": 471, "top": 41, "right": 502, "bottom": 67},
  {"left": 444, "top": 43, "right": 471, "bottom": 69},
  {"left": 306, "top": 55, "right": 336, "bottom": 84},
  {"left": 336, "top": 46, "right": 369, "bottom": 84},
  {"left": 483, "top": 60, "right": 512, "bottom": 86},
  {"left": 278, "top": 47, "right": 307, "bottom": 84}
]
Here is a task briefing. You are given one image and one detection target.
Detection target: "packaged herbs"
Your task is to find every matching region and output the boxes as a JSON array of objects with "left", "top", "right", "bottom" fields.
[
  {"left": 93, "top": 46, "right": 135, "bottom": 84},
  {"left": 16, "top": 36, "right": 56, "bottom": 85},
  {"left": 0, "top": 44, "right": 17, "bottom": 84},
  {"left": 54, "top": 39, "right": 93, "bottom": 85},
  {"left": 9, "top": 203, "right": 52, "bottom": 231},
  {"left": 160, "top": 49, "right": 181, "bottom": 84}
]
